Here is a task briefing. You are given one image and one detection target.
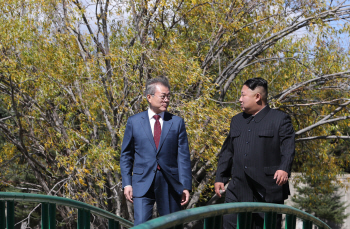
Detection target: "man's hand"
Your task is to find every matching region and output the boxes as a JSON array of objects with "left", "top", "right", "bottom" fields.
[
  {"left": 274, "top": 170, "right": 288, "bottom": 186},
  {"left": 214, "top": 182, "right": 225, "bottom": 198},
  {"left": 124, "top": 186, "right": 133, "bottom": 203},
  {"left": 181, "top": 189, "right": 190, "bottom": 206}
]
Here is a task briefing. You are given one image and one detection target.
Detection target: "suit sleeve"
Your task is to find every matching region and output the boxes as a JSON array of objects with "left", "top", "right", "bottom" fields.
[
  {"left": 120, "top": 118, "right": 135, "bottom": 188},
  {"left": 215, "top": 123, "right": 234, "bottom": 184},
  {"left": 278, "top": 114, "right": 295, "bottom": 176},
  {"left": 177, "top": 118, "right": 192, "bottom": 192}
]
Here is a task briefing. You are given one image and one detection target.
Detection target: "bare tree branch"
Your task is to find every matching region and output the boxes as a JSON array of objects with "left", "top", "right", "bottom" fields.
[
  {"left": 296, "top": 135, "right": 350, "bottom": 142},
  {"left": 296, "top": 116, "right": 350, "bottom": 135},
  {"left": 215, "top": 5, "right": 350, "bottom": 100},
  {"left": 274, "top": 72, "right": 350, "bottom": 101}
]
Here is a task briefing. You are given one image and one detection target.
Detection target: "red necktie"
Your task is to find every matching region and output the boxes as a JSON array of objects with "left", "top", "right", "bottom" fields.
[
  {"left": 153, "top": 115, "right": 161, "bottom": 149},
  {"left": 153, "top": 115, "right": 161, "bottom": 170}
]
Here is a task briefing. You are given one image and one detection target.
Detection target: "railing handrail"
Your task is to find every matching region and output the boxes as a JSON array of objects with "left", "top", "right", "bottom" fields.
[
  {"left": 0, "top": 192, "right": 133, "bottom": 228},
  {"left": 131, "top": 202, "right": 331, "bottom": 229}
]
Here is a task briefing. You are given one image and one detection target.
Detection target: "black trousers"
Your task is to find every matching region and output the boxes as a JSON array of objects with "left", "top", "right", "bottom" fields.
[{"left": 222, "top": 181, "right": 283, "bottom": 229}]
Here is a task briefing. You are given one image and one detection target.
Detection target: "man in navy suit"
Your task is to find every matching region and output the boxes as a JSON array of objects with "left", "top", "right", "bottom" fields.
[
  {"left": 215, "top": 78, "right": 295, "bottom": 229},
  {"left": 120, "top": 76, "right": 192, "bottom": 226}
]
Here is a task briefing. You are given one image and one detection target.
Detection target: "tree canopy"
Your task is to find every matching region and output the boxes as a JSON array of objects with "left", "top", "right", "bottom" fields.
[{"left": 0, "top": 0, "right": 350, "bottom": 227}]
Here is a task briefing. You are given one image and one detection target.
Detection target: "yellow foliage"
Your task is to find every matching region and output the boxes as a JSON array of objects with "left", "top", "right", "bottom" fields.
[{"left": 0, "top": 0, "right": 349, "bottom": 220}]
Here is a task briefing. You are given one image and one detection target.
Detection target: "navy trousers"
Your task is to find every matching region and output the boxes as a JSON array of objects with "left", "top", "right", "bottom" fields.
[{"left": 133, "top": 170, "right": 182, "bottom": 226}]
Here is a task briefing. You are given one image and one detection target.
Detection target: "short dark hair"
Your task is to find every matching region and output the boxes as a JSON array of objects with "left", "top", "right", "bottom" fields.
[
  {"left": 243, "top": 78, "right": 268, "bottom": 101},
  {"left": 144, "top": 76, "right": 170, "bottom": 96}
]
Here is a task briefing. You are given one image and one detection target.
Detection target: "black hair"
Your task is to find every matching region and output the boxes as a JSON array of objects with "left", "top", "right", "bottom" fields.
[{"left": 243, "top": 78, "right": 268, "bottom": 101}]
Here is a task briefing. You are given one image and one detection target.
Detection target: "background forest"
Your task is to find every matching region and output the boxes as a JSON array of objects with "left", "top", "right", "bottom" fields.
[{"left": 1, "top": 0, "right": 350, "bottom": 228}]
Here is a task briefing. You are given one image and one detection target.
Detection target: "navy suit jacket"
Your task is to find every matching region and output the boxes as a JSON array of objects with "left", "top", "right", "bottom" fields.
[{"left": 120, "top": 111, "right": 192, "bottom": 197}]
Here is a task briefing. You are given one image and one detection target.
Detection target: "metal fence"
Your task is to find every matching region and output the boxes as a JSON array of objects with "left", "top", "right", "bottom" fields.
[
  {"left": 0, "top": 192, "right": 330, "bottom": 229},
  {"left": 0, "top": 192, "right": 133, "bottom": 229},
  {"left": 132, "top": 202, "right": 330, "bottom": 229}
]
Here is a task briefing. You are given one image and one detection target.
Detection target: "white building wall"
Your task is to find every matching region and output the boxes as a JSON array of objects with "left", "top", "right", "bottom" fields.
[{"left": 284, "top": 173, "right": 350, "bottom": 229}]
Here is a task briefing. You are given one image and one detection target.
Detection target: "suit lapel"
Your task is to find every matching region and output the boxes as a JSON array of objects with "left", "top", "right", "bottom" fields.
[
  {"left": 140, "top": 111, "right": 157, "bottom": 152},
  {"left": 157, "top": 112, "right": 173, "bottom": 154}
]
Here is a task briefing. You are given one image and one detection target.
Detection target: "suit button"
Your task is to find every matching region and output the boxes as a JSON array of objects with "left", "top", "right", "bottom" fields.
[
  {"left": 245, "top": 154, "right": 247, "bottom": 156},
  {"left": 246, "top": 141, "right": 249, "bottom": 144},
  {"left": 245, "top": 166, "right": 247, "bottom": 169},
  {"left": 248, "top": 129, "right": 251, "bottom": 132}
]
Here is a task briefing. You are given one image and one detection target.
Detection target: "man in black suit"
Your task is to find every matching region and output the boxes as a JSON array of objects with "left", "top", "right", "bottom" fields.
[{"left": 214, "top": 78, "right": 295, "bottom": 229}]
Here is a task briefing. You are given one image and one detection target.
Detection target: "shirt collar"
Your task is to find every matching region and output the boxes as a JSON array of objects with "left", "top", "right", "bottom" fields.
[
  {"left": 245, "top": 105, "right": 270, "bottom": 123},
  {"left": 148, "top": 108, "right": 165, "bottom": 120}
]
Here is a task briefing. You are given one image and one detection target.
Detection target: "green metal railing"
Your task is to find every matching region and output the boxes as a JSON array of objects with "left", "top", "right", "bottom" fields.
[
  {"left": 0, "top": 192, "right": 331, "bottom": 229},
  {"left": 132, "top": 202, "right": 331, "bottom": 229},
  {"left": 0, "top": 192, "right": 133, "bottom": 229}
]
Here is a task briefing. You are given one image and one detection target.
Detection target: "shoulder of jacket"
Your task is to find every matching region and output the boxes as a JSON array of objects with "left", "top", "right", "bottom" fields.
[
  {"left": 231, "top": 112, "right": 244, "bottom": 121},
  {"left": 128, "top": 111, "right": 147, "bottom": 120},
  {"left": 269, "top": 108, "right": 289, "bottom": 118}
]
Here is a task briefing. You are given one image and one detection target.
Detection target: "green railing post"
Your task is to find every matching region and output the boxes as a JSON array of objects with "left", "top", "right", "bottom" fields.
[
  {"left": 204, "top": 216, "right": 214, "bottom": 229},
  {"left": 78, "top": 209, "right": 90, "bottom": 229},
  {"left": 204, "top": 215, "right": 222, "bottom": 229},
  {"left": 42, "top": 203, "right": 56, "bottom": 229},
  {"left": 264, "top": 212, "right": 277, "bottom": 229},
  {"left": 84, "top": 210, "right": 90, "bottom": 229},
  {"left": 49, "top": 203, "right": 56, "bottom": 229},
  {"left": 0, "top": 201, "right": 5, "bottom": 229},
  {"left": 7, "top": 201, "right": 14, "bottom": 229},
  {"left": 285, "top": 214, "right": 296, "bottom": 229},
  {"left": 109, "top": 219, "right": 120, "bottom": 229},
  {"left": 78, "top": 209, "right": 84, "bottom": 229},
  {"left": 303, "top": 220, "right": 312, "bottom": 229},
  {"left": 42, "top": 203, "right": 49, "bottom": 229},
  {"left": 172, "top": 224, "right": 184, "bottom": 229},
  {"left": 108, "top": 219, "right": 114, "bottom": 229},
  {"left": 237, "top": 212, "right": 252, "bottom": 229}
]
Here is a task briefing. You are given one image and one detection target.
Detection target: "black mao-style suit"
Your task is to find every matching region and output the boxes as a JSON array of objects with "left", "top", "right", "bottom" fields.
[{"left": 215, "top": 105, "right": 295, "bottom": 228}]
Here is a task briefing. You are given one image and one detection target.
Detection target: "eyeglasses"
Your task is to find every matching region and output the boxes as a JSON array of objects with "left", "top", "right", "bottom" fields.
[{"left": 152, "top": 94, "right": 171, "bottom": 100}]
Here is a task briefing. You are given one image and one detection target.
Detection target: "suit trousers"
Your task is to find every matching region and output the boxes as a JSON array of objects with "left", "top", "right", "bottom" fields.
[
  {"left": 133, "top": 169, "right": 182, "bottom": 226},
  {"left": 222, "top": 178, "right": 283, "bottom": 229}
]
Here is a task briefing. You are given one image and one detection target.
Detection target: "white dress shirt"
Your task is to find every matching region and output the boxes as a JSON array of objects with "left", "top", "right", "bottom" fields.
[{"left": 148, "top": 108, "right": 164, "bottom": 136}]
